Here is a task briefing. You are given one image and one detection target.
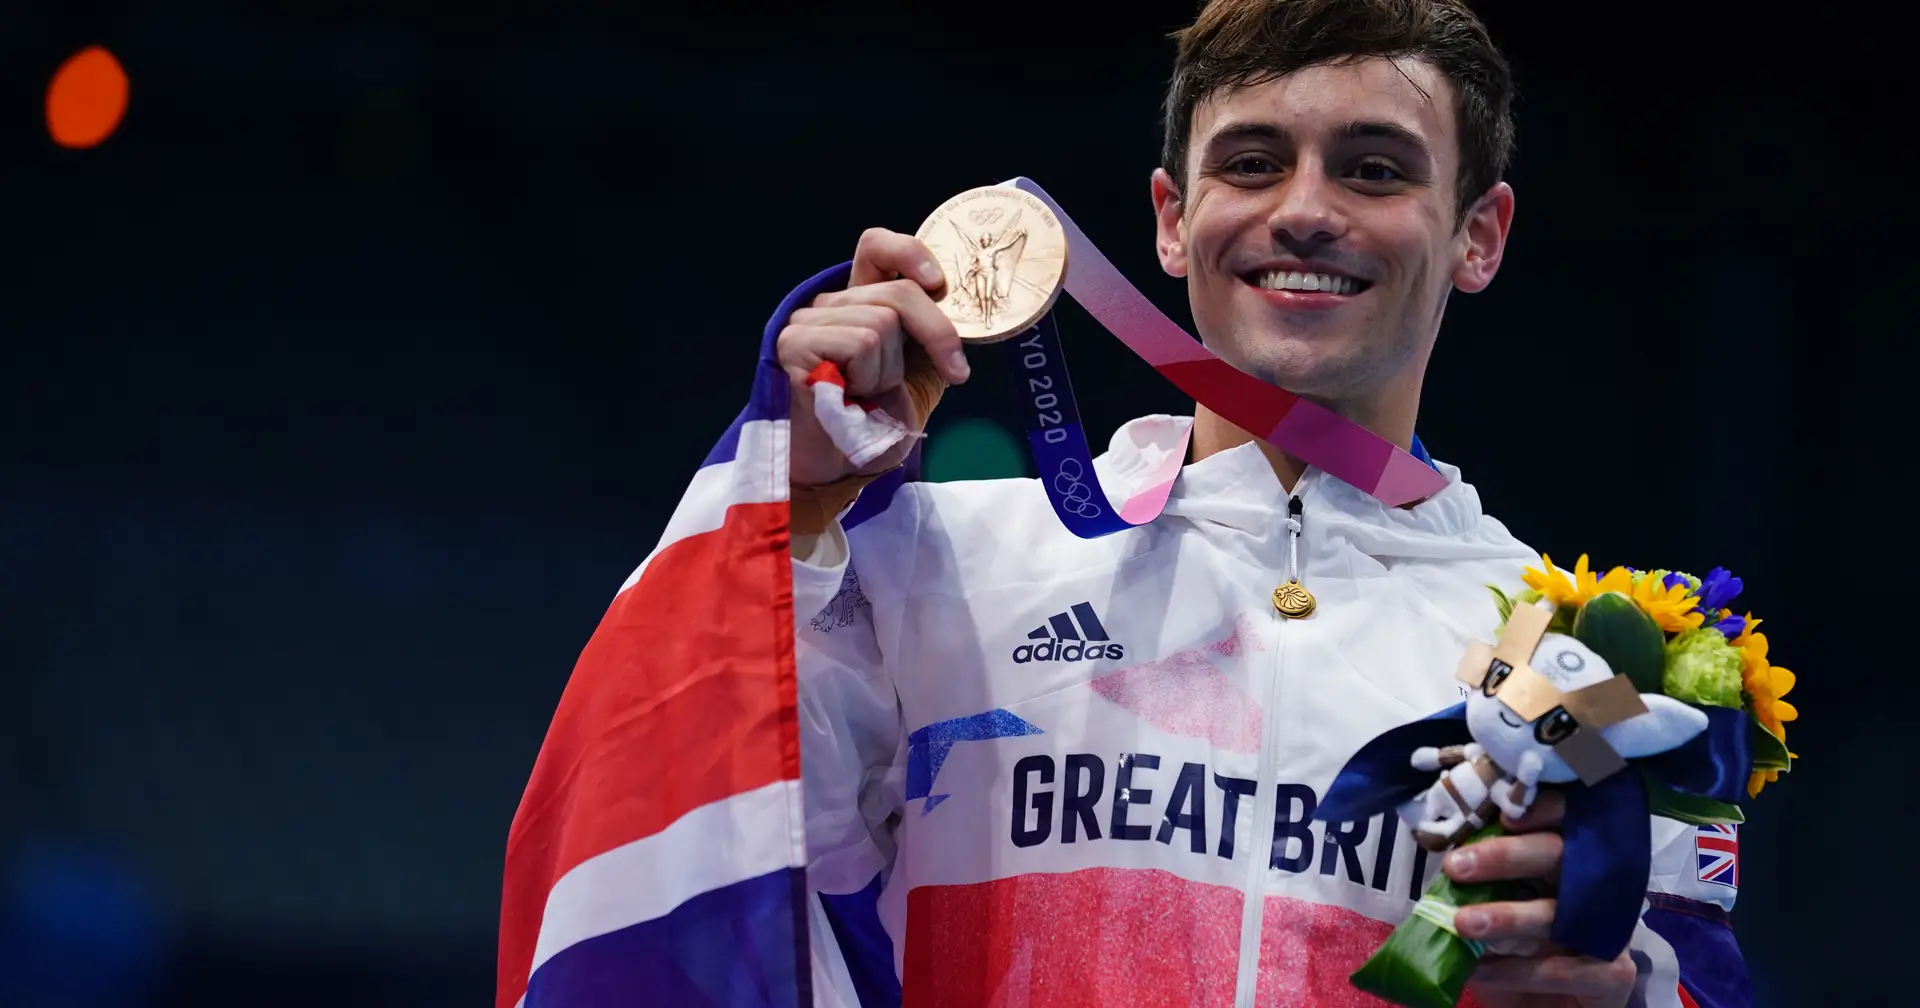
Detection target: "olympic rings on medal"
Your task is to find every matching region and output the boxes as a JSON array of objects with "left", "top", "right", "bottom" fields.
[{"left": 1052, "top": 458, "right": 1104, "bottom": 518}]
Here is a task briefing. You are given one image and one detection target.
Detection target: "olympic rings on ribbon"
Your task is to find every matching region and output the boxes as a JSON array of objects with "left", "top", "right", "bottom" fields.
[{"left": 1052, "top": 458, "right": 1104, "bottom": 518}]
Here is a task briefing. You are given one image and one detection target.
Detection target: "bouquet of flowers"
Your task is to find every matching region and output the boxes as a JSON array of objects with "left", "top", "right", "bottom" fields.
[{"left": 1314, "top": 554, "right": 1797, "bottom": 1008}]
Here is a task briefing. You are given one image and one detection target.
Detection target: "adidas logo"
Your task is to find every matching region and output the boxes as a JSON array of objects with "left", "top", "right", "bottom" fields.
[{"left": 1011, "top": 602, "right": 1126, "bottom": 664}]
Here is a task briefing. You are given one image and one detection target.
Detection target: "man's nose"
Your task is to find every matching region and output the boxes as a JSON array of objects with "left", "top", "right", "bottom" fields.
[{"left": 1265, "top": 164, "right": 1348, "bottom": 253}]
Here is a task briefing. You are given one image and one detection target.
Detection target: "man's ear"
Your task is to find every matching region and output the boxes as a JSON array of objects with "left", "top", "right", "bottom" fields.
[
  {"left": 1452, "top": 181, "right": 1515, "bottom": 294},
  {"left": 1151, "top": 168, "right": 1187, "bottom": 278}
]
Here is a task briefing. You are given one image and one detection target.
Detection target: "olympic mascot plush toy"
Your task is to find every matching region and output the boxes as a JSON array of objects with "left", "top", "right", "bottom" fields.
[
  {"left": 1401, "top": 616, "right": 1708, "bottom": 851},
  {"left": 1315, "top": 558, "right": 1795, "bottom": 1008}
]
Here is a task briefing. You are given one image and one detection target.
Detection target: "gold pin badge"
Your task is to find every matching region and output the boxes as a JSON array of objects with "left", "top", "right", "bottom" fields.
[{"left": 1273, "top": 580, "right": 1316, "bottom": 619}]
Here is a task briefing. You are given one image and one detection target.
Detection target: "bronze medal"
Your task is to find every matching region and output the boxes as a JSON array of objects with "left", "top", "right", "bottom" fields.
[{"left": 916, "top": 185, "right": 1069, "bottom": 344}]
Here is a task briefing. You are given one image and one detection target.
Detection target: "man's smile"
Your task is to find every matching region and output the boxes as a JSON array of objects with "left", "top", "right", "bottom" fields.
[{"left": 1238, "top": 261, "right": 1374, "bottom": 309}]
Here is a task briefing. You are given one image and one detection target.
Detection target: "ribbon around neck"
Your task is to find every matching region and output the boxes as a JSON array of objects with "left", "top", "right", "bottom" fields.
[
  {"left": 1003, "top": 177, "right": 1446, "bottom": 539},
  {"left": 807, "top": 179, "right": 1447, "bottom": 539}
]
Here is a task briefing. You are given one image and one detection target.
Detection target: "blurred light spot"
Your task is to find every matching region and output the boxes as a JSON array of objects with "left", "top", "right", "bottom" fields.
[
  {"left": 923, "top": 418, "right": 1027, "bottom": 483},
  {"left": 46, "top": 46, "right": 129, "bottom": 149},
  {"left": 4, "top": 839, "right": 164, "bottom": 1002}
]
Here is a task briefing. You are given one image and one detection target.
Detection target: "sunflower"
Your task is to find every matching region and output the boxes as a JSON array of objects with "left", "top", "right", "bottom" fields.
[
  {"left": 1521, "top": 553, "right": 1638, "bottom": 609},
  {"left": 1734, "top": 617, "right": 1797, "bottom": 738},
  {"left": 1630, "top": 571, "right": 1706, "bottom": 633},
  {"left": 1521, "top": 553, "right": 1581, "bottom": 608},
  {"left": 1734, "top": 614, "right": 1798, "bottom": 797}
]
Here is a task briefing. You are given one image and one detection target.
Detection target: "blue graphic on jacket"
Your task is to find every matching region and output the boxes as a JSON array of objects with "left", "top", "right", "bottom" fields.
[{"left": 906, "top": 710, "right": 1044, "bottom": 815}]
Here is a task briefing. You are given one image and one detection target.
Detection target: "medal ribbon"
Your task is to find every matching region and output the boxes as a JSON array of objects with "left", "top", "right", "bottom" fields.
[{"left": 807, "top": 178, "right": 1447, "bottom": 538}]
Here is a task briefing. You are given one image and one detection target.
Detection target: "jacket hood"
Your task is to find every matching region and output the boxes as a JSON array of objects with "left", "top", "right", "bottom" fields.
[{"left": 1093, "top": 414, "right": 1531, "bottom": 563}]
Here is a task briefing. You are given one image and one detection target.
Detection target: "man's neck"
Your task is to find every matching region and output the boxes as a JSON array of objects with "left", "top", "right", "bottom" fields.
[{"left": 1189, "top": 379, "right": 1420, "bottom": 494}]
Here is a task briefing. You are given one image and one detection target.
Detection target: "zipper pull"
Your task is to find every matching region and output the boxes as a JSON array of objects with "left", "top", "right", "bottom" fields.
[{"left": 1272, "top": 495, "right": 1316, "bottom": 618}]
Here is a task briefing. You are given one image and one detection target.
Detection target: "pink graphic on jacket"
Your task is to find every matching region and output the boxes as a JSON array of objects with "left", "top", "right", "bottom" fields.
[
  {"left": 903, "top": 869, "right": 1479, "bottom": 1006},
  {"left": 904, "top": 868, "right": 1242, "bottom": 1007},
  {"left": 1088, "top": 613, "right": 1265, "bottom": 753},
  {"left": 1256, "top": 897, "right": 1485, "bottom": 1007}
]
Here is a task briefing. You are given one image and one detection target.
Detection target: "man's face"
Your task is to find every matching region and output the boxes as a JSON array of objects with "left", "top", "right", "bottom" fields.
[{"left": 1153, "top": 57, "right": 1511, "bottom": 409}]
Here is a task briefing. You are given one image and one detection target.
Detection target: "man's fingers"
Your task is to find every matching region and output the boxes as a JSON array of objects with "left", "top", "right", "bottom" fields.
[
  {"left": 1471, "top": 952, "right": 1637, "bottom": 1005},
  {"left": 851, "top": 228, "right": 946, "bottom": 291},
  {"left": 1444, "top": 831, "right": 1563, "bottom": 884},
  {"left": 781, "top": 325, "right": 893, "bottom": 396},
  {"left": 1502, "top": 788, "right": 1565, "bottom": 832},
  {"left": 812, "top": 279, "right": 969, "bottom": 384},
  {"left": 1454, "top": 898, "right": 1556, "bottom": 943}
]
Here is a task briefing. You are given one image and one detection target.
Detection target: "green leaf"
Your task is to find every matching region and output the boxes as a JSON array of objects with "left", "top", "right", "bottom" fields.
[
  {"left": 1646, "top": 780, "right": 1746, "bottom": 825},
  {"left": 1749, "top": 714, "right": 1792, "bottom": 772},
  {"left": 1487, "top": 585, "right": 1515, "bottom": 626},
  {"left": 1572, "top": 591, "right": 1668, "bottom": 694}
]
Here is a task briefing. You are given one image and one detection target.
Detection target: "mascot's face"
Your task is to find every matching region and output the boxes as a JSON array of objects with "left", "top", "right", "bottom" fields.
[
  {"left": 1465, "top": 632, "right": 1612, "bottom": 783},
  {"left": 1464, "top": 630, "right": 1713, "bottom": 784}
]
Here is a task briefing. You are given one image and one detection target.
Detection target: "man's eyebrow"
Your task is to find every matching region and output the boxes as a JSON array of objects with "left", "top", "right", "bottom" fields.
[
  {"left": 1201, "top": 121, "right": 1289, "bottom": 149},
  {"left": 1200, "top": 119, "right": 1433, "bottom": 157},
  {"left": 1336, "top": 120, "right": 1432, "bottom": 156}
]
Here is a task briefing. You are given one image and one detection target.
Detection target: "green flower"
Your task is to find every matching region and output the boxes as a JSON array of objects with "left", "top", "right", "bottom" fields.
[{"left": 1663, "top": 627, "right": 1745, "bottom": 708}]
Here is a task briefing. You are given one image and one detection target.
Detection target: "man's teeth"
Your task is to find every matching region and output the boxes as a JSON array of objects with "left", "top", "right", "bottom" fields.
[{"left": 1256, "top": 270, "right": 1361, "bottom": 294}]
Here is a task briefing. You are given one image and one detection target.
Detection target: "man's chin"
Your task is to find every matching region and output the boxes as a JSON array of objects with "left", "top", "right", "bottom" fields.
[{"left": 1231, "top": 334, "right": 1356, "bottom": 394}]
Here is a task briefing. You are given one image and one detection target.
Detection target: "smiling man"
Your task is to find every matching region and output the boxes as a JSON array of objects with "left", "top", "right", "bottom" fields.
[{"left": 505, "top": 1, "right": 1753, "bottom": 1006}]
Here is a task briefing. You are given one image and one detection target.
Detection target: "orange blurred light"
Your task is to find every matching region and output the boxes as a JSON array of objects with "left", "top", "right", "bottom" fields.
[{"left": 47, "top": 45, "right": 129, "bottom": 149}]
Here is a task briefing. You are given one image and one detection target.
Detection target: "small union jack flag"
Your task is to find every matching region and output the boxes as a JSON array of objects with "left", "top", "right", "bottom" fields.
[{"left": 1695, "top": 823, "right": 1739, "bottom": 889}]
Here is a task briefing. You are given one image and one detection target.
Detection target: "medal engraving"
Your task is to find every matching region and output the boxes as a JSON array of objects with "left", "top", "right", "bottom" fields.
[
  {"left": 917, "top": 185, "right": 1068, "bottom": 343},
  {"left": 1273, "top": 580, "right": 1316, "bottom": 619}
]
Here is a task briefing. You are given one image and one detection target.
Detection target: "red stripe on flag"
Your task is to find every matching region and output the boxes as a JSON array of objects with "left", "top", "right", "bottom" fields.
[
  {"left": 1678, "top": 984, "right": 1700, "bottom": 1008},
  {"left": 496, "top": 499, "right": 799, "bottom": 1008}
]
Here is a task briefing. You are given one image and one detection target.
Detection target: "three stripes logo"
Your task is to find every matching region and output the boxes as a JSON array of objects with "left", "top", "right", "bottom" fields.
[{"left": 1011, "top": 601, "right": 1126, "bottom": 664}]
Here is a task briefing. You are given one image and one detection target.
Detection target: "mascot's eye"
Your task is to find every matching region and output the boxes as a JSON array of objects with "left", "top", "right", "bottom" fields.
[
  {"left": 1482, "top": 659, "right": 1513, "bottom": 696},
  {"left": 1534, "top": 707, "right": 1579, "bottom": 745}
]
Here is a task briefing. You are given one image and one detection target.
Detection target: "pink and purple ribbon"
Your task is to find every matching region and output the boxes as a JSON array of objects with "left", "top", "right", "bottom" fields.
[{"left": 812, "top": 179, "right": 1449, "bottom": 538}]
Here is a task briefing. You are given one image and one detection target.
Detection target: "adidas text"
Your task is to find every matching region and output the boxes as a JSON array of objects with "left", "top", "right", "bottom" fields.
[{"left": 1012, "top": 640, "right": 1126, "bottom": 663}]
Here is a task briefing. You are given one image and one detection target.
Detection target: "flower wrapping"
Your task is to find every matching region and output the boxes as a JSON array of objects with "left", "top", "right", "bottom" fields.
[{"left": 1315, "top": 556, "right": 1797, "bottom": 1008}]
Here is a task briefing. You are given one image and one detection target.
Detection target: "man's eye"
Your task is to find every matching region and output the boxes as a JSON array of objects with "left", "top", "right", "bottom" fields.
[
  {"left": 1226, "top": 155, "right": 1280, "bottom": 177},
  {"left": 1352, "top": 160, "right": 1403, "bottom": 183}
]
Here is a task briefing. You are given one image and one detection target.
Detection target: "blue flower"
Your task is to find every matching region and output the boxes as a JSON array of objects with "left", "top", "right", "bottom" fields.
[
  {"left": 1711, "top": 610, "right": 1746, "bottom": 639},
  {"left": 1662, "top": 571, "right": 1692, "bottom": 593},
  {"left": 1697, "top": 566, "right": 1743, "bottom": 614}
]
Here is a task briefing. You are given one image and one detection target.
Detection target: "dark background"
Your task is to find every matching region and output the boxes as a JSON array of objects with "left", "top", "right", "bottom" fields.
[{"left": 1, "top": 3, "right": 1907, "bottom": 1005}]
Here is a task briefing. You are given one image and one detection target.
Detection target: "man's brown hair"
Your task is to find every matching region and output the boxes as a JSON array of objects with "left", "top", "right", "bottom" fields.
[{"left": 1162, "top": 0, "right": 1515, "bottom": 220}]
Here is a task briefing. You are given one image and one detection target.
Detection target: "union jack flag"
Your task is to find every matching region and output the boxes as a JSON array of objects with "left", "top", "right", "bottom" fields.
[
  {"left": 494, "top": 268, "right": 858, "bottom": 1008},
  {"left": 1694, "top": 823, "right": 1739, "bottom": 889}
]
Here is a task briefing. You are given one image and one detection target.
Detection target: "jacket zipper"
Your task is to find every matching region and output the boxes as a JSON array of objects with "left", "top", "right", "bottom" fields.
[{"left": 1231, "top": 492, "right": 1305, "bottom": 1007}]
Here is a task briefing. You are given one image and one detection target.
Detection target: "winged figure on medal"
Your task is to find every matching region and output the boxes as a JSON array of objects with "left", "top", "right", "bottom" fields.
[{"left": 946, "top": 209, "right": 1029, "bottom": 329}]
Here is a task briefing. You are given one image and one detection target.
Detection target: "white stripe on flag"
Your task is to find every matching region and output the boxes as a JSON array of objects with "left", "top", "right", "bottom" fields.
[
  {"left": 619, "top": 418, "right": 789, "bottom": 594},
  {"left": 528, "top": 778, "right": 803, "bottom": 978}
]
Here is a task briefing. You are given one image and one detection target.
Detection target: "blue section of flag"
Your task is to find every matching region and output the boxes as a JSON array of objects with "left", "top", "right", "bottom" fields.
[
  {"left": 702, "top": 263, "right": 853, "bottom": 469},
  {"left": 525, "top": 868, "right": 806, "bottom": 1008},
  {"left": 1644, "top": 893, "right": 1751, "bottom": 1008},
  {"left": 905, "top": 709, "right": 1045, "bottom": 815},
  {"left": 818, "top": 874, "right": 902, "bottom": 1008}
]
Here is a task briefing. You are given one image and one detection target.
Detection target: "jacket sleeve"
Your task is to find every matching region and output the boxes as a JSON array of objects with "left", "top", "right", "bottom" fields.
[
  {"left": 793, "top": 531, "right": 907, "bottom": 896},
  {"left": 1628, "top": 816, "right": 1751, "bottom": 1008}
]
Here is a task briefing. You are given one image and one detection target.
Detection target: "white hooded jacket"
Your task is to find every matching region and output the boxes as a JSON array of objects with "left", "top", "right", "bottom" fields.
[{"left": 791, "top": 413, "right": 1747, "bottom": 1008}]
